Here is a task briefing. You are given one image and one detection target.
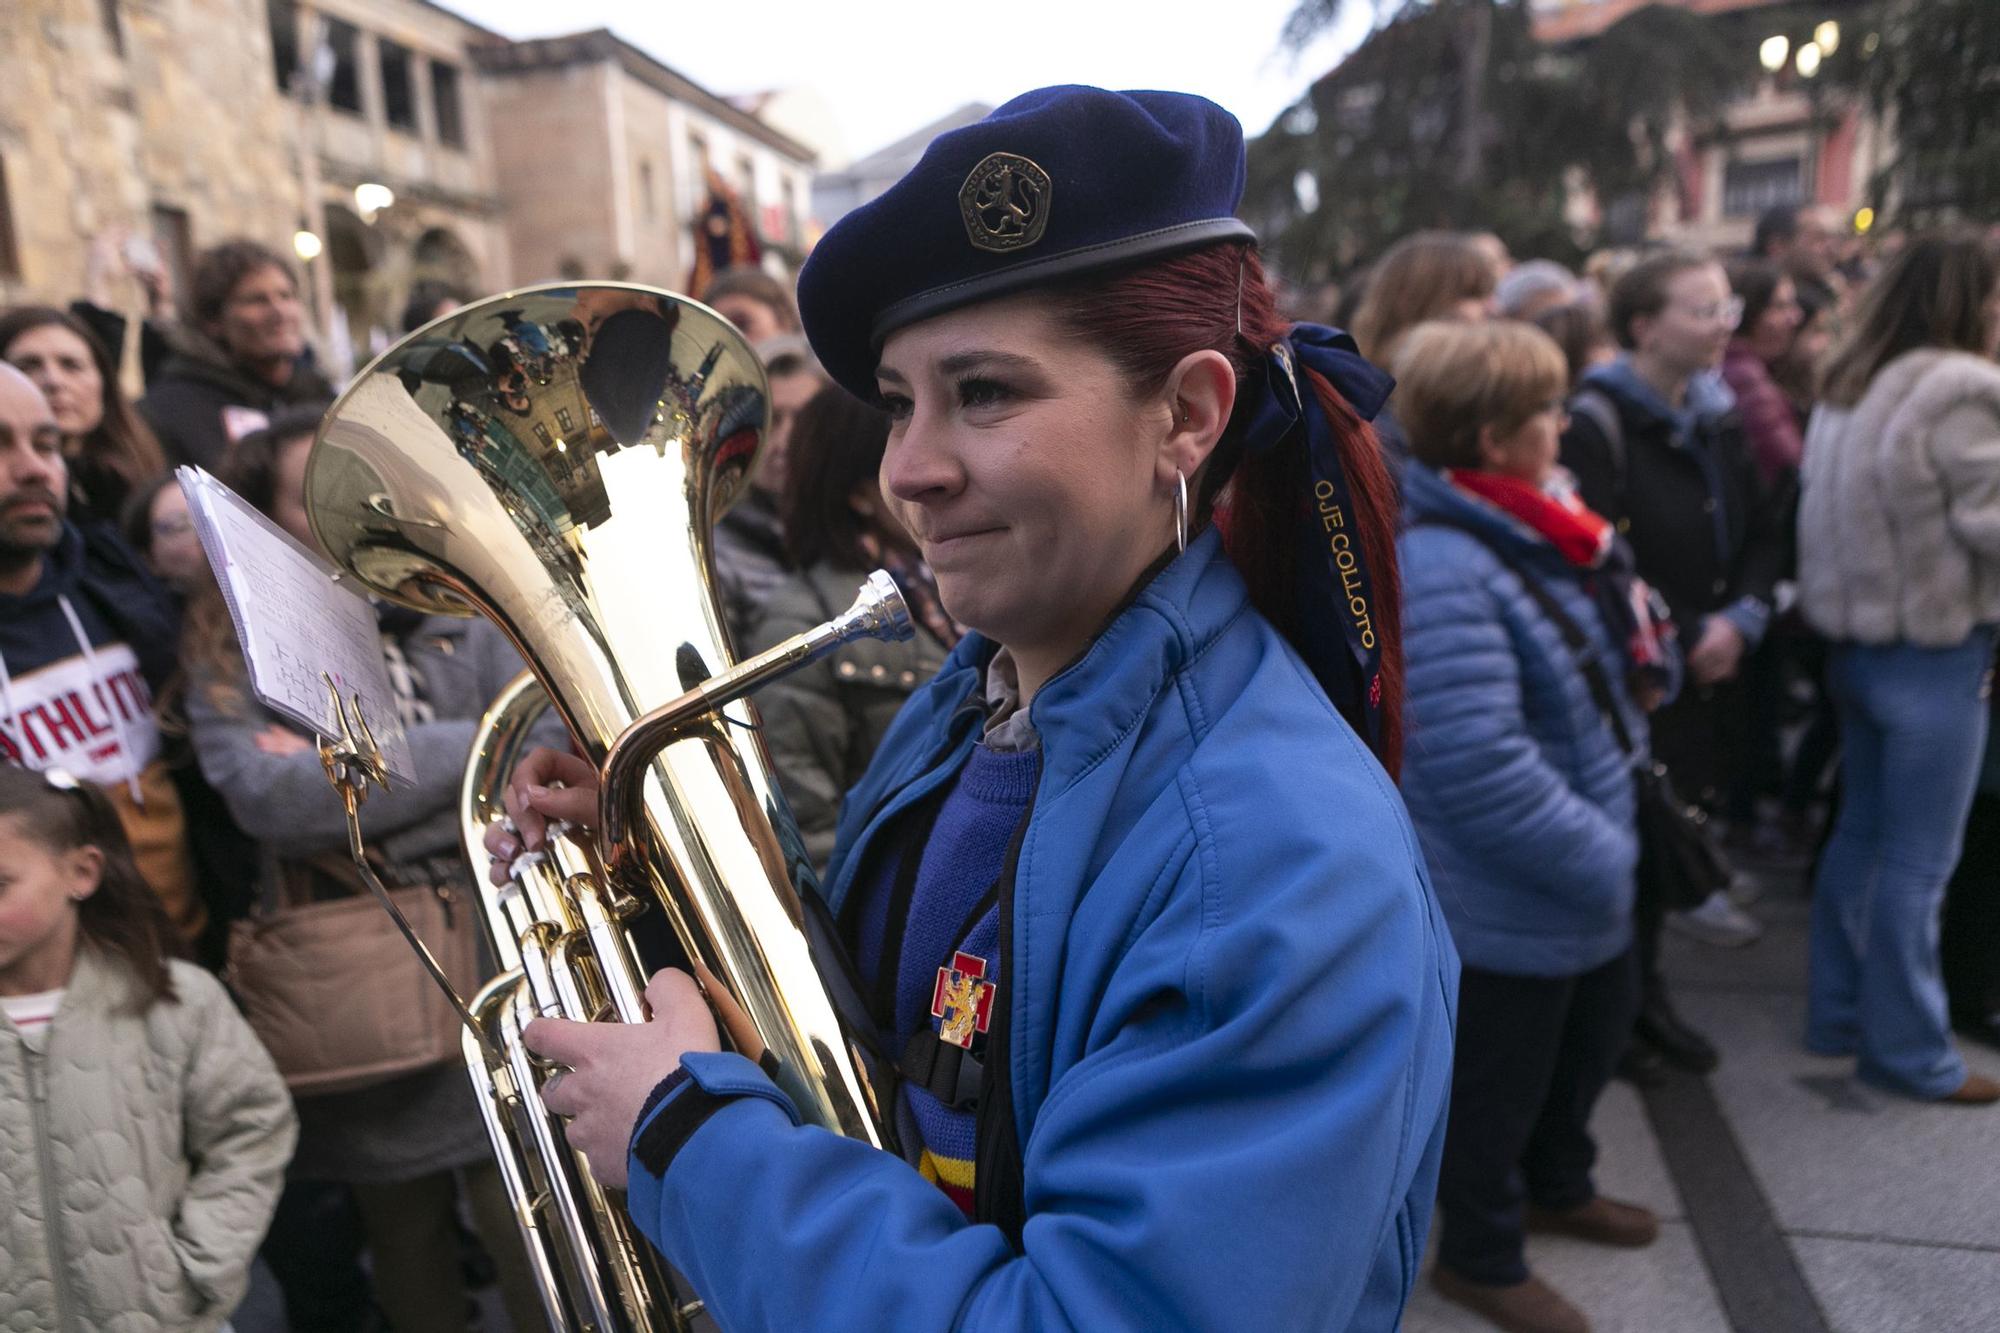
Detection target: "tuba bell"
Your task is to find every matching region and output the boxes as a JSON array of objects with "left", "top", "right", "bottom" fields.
[{"left": 306, "top": 283, "right": 909, "bottom": 1331}]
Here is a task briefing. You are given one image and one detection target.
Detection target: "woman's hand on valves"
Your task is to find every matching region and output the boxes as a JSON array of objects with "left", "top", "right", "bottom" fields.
[
  {"left": 484, "top": 746, "right": 600, "bottom": 886},
  {"left": 522, "top": 968, "right": 721, "bottom": 1189}
]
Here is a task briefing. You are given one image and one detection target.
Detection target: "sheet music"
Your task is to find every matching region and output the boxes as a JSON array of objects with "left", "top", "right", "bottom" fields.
[{"left": 177, "top": 467, "right": 417, "bottom": 784}]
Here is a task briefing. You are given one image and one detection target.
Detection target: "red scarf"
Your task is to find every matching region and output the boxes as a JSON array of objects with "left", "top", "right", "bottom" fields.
[{"left": 1444, "top": 469, "right": 1614, "bottom": 569}]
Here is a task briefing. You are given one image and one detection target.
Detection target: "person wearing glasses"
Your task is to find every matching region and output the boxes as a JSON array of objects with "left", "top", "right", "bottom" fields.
[{"left": 1560, "top": 252, "right": 1787, "bottom": 1075}]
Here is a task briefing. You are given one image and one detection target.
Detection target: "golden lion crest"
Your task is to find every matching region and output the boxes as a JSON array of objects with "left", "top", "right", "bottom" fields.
[{"left": 958, "top": 152, "right": 1053, "bottom": 253}]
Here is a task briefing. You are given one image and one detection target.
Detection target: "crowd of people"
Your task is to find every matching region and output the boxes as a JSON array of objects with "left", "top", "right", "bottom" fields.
[{"left": 1, "top": 83, "right": 1997, "bottom": 1333}]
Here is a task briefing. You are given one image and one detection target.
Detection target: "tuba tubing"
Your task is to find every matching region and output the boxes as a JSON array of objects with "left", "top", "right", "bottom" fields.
[{"left": 310, "top": 283, "right": 915, "bottom": 1331}]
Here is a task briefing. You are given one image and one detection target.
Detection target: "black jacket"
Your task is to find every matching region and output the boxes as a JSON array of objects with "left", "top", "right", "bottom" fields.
[
  {"left": 1560, "top": 367, "right": 1785, "bottom": 634},
  {"left": 0, "top": 521, "right": 178, "bottom": 694},
  {"left": 138, "top": 335, "right": 333, "bottom": 469},
  {"left": 1560, "top": 366, "right": 1789, "bottom": 808}
]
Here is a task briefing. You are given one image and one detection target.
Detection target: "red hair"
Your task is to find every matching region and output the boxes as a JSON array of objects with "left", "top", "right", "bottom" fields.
[{"left": 1045, "top": 244, "right": 1404, "bottom": 776}]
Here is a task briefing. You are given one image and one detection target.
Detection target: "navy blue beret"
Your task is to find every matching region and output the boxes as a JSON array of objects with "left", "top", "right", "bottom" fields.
[{"left": 798, "top": 85, "right": 1257, "bottom": 401}]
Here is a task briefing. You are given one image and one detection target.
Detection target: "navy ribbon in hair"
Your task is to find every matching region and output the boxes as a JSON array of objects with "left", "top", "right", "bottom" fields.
[{"left": 1240, "top": 324, "right": 1396, "bottom": 746}]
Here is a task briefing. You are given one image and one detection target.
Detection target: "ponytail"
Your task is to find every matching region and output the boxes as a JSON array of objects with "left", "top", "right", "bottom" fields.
[{"left": 1046, "top": 244, "right": 1405, "bottom": 776}]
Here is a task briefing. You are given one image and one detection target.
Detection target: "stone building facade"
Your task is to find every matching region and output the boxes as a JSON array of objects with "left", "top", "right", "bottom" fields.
[
  {"left": 474, "top": 29, "right": 818, "bottom": 288},
  {"left": 0, "top": 2, "right": 815, "bottom": 374},
  {"left": 271, "top": 0, "right": 509, "bottom": 364},
  {"left": 0, "top": 0, "right": 297, "bottom": 314}
]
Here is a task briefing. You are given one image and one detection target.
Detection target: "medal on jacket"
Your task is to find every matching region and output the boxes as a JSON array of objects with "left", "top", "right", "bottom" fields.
[{"left": 931, "top": 951, "right": 996, "bottom": 1050}]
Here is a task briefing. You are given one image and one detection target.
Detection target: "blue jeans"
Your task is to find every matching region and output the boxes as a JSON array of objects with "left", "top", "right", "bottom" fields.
[{"left": 1807, "top": 629, "right": 1997, "bottom": 1096}]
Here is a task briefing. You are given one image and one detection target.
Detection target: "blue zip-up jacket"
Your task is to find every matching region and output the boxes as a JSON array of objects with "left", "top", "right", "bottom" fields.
[
  {"left": 1398, "top": 462, "right": 1643, "bottom": 977},
  {"left": 624, "top": 528, "right": 1458, "bottom": 1330}
]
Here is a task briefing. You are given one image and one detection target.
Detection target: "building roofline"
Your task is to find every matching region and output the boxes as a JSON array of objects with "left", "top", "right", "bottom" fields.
[
  {"left": 1530, "top": 0, "right": 1795, "bottom": 44},
  {"left": 470, "top": 28, "right": 816, "bottom": 165},
  {"left": 410, "top": 0, "right": 507, "bottom": 42}
]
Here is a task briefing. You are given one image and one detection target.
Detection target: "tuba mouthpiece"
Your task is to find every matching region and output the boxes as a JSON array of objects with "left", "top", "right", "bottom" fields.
[{"left": 833, "top": 570, "right": 915, "bottom": 646}]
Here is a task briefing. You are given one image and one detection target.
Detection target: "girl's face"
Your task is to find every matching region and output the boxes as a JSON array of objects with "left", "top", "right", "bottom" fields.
[
  {"left": 146, "top": 484, "right": 208, "bottom": 592},
  {"left": 0, "top": 814, "right": 99, "bottom": 995},
  {"left": 1748, "top": 278, "right": 1804, "bottom": 364},
  {"left": 6, "top": 324, "right": 105, "bottom": 440},
  {"left": 874, "top": 295, "right": 1223, "bottom": 679},
  {"left": 1634, "top": 264, "right": 1735, "bottom": 380}
]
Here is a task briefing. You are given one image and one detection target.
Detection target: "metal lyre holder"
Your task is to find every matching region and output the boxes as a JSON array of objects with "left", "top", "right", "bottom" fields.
[{"left": 315, "top": 673, "right": 503, "bottom": 1068}]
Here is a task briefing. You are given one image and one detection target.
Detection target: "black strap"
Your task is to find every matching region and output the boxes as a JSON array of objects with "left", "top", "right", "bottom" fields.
[
  {"left": 972, "top": 813, "right": 1033, "bottom": 1249},
  {"left": 1568, "top": 388, "right": 1630, "bottom": 524},
  {"left": 1411, "top": 517, "right": 1638, "bottom": 758},
  {"left": 631, "top": 1076, "right": 739, "bottom": 1177},
  {"left": 900, "top": 1029, "right": 984, "bottom": 1109}
]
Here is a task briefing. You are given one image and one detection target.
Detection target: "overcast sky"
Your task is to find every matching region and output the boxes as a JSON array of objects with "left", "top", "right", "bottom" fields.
[{"left": 434, "top": 0, "right": 1373, "bottom": 163}]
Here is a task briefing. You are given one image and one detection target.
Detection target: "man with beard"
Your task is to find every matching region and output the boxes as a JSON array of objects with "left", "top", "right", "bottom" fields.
[
  {"left": 140, "top": 240, "right": 333, "bottom": 469},
  {"left": 0, "top": 363, "right": 201, "bottom": 941}
]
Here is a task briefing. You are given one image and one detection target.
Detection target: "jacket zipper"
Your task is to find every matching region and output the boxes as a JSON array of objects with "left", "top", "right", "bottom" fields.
[{"left": 25, "top": 1049, "right": 75, "bottom": 1333}]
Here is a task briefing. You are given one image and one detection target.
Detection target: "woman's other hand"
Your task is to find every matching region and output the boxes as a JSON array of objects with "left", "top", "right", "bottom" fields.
[
  {"left": 1687, "top": 617, "right": 1746, "bottom": 687},
  {"left": 483, "top": 746, "right": 600, "bottom": 884},
  {"left": 522, "top": 969, "right": 722, "bottom": 1189}
]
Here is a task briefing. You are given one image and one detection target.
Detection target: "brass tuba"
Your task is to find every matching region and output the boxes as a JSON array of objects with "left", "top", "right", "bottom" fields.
[{"left": 306, "top": 283, "right": 909, "bottom": 1331}]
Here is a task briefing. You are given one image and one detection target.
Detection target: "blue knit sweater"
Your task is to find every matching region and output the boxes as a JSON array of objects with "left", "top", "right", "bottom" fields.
[{"left": 849, "top": 740, "right": 1040, "bottom": 1211}]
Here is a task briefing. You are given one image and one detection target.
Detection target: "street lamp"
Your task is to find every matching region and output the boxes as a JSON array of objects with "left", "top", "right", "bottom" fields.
[
  {"left": 293, "top": 230, "right": 324, "bottom": 262},
  {"left": 1759, "top": 35, "right": 1790, "bottom": 73},
  {"left": 1795, "top": 43, "right": 1823, "bottom": 78},
  {"left": 1815, "top": 21, "right": 1841, "bottom": 57},
  {"left": 354, "top": 182, "right": 396, "bottom": 221}
]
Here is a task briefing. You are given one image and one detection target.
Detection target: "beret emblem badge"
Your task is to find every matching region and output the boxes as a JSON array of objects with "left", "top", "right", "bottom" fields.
[{"left": 958, "top": 152, "right": 1052, "bottom": 253}]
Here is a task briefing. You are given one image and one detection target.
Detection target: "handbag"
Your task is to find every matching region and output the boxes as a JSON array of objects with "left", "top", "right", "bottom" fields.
[
  {"left": 1412, "top": 516, "right": 1732, "bottom": 913},
  {"left": 226, "top": 849, "right": 482, "bottom": 1096}
]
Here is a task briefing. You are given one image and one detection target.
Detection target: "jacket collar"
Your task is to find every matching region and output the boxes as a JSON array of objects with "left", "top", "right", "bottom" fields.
[
  {"left": 52, "top": 943, "right": 134, "bottom": 1026},
  {"left": 159, "top": 328, "right": 331, "bottom": 404},
  {"left": 988, "top": 526, "right": 1247, "bottom": 795},
  {"left": 1583, "top": 357, "right": 1737, "bottom": 437}
]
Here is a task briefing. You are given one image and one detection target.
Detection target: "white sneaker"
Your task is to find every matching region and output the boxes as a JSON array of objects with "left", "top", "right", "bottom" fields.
[{"left": 1667, "top": 890, "right": 1763, "bottom": 948}]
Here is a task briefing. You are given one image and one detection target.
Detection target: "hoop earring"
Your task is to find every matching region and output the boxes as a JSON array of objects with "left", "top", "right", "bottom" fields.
[{"left": 1174, "top": 469, "right": 1189, "bottom": 554}]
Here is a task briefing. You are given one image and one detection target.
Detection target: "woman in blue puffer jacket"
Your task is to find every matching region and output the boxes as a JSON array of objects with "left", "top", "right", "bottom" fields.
[{"left": 1396, "top": 320, "right": 1676, "bottom": 1333}]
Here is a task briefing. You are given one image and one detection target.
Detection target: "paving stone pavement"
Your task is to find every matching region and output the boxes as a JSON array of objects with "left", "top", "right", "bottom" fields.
[{"left": 1410, "top": 867, "right": 2000, "bottom": 1333}]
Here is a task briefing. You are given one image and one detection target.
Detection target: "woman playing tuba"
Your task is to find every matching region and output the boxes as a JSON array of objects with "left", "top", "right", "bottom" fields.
[{"left": 489, "top": 86, "right": 1457, "bottom": 1331}]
